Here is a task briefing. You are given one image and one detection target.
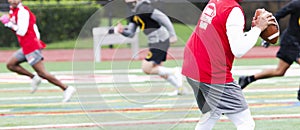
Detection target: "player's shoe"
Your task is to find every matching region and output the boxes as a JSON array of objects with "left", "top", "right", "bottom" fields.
[
  {"left": 177, "top": 86, "right": 189, "bottom": 95},
  {"left": 168, "top": 67, "right": 187, "bottom": 96},
  {"left": 174, "top": 67, "right": 183, "bottom": 88},
  {"left": 238, "top": 76, "right": 251, "bottom": 89},
  {"left": 297, "top": 89, "right": 300, "bottom": 101},
  {"left": 31, "top": 75, "right": 42, "bottom": 94},
  {"left": 168, "top": 86, "right": 188, "bottom": 96},
  {"left": 62, "top": 86, "right": 76, "bottom": 103},
  {"left": 168, "top": 89, "right": 180, "bottom": 96}
]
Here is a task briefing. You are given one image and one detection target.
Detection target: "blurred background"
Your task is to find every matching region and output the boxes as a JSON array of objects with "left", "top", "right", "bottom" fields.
[
  {"left": 0, "top": 1, "right": 298, "bottom": 129},
  {"left": 0, "top": 0, "right": 290, "bottom": 49}
]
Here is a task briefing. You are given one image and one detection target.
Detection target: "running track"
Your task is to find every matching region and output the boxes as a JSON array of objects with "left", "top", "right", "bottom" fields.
[{"left": 0, "top": 46, "right": 279, "bottom": 62}]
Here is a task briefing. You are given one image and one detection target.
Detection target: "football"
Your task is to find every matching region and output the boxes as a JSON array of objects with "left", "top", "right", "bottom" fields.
[{"left": 254, "top": 9, "right": 280, "bottom": 44}]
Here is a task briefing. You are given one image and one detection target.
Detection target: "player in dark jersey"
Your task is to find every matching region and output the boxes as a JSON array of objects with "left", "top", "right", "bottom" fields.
[
  {"left": 238, "top": 0, "right": 300, "bottom": 101},
  {"left": 111, "top": 0, "right": 184, "bottom": 95}
]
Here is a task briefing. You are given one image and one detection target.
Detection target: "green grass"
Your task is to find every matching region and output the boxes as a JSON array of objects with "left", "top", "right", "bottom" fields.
[
  {"left": 0, "top": 58, "right": 297, "bottom": 130},
  {"left": 0, "top": 57, "right": 278, "bottom": 73},
  {"left": 234, "top": 58, "right": 279, "bottom": 66},
  {"left": 45, "top": 39, "right": 77, "bottom": 49},
  {"left": 0, "top": 58, "right": 278, "bottom": 72}
]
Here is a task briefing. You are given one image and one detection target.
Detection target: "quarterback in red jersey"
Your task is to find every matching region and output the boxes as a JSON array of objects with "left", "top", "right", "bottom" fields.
[
  {"left": 182, "top": 0, "right": 275, "bottom": 129},
  {"left": 0, "top": 0, "right": 75, "bottom": 102}
]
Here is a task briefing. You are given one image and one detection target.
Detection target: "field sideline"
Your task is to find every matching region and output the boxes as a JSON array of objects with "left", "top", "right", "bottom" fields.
[{"left": 0, "top": 59, "right": 299, "bottom": 130}]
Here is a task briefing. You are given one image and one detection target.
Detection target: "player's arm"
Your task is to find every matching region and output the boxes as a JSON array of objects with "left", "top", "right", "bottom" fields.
[
  {"left": 150, "top": 9, "right": 176, "bottom": 38},
  {"left": 109, "top": 21, "right": 137, "bottom": 38},
  {"left": 120, "top": 22, "right": 137, "bottom": 38},
  {"left": 274, "top": 0, "right": 298, "bottom": 21},
  {"left": 15, "top": 8, "right": 30, "bottom": 36},
  {"left": 1, "top": 8, "right": 30, "bottom": 37},
  {"left": 227, "top": 7, "right": 262, "bottom": 58},
  {"left": 3, "top": 8, "right": 29, "bottom": 36},
  {"left": 227, "top": 7, "right": 274, "bottom": 58},
  {"left": 151, "top": 9, "right": 177, "bottom": 43}
]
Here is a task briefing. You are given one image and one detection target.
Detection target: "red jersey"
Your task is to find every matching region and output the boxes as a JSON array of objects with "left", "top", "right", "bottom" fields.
[
  {"left": 182, "top": 0, "right": 244, "bottom": 84},
  {"left": 9, "top": 4, "right": 46, "bottom": 54}
]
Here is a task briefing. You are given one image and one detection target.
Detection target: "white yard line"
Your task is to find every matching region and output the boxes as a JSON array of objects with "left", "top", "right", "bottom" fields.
[
  {"left": 0, "top": 64, "right": 298, "bottom": 76},
  {"left": 0, "top": 85, "right": 298, "bottom": 102},
  {"left": 0, "top": 65, "right": 299, "bottom": 84}
]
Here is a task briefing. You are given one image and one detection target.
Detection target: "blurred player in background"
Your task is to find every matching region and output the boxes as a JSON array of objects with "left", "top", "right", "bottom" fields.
[
  {"left": 238, "top": 0, "right": 300, "bottom": 101},
  {"left": 182, "top": 0, "right": 274, "bottom": 129},
  {"left": 0, "top": 0, "right": 75, "bottom": 102},
  {"left": 111, "top": 0, "right": 184, "bottom": 96}
]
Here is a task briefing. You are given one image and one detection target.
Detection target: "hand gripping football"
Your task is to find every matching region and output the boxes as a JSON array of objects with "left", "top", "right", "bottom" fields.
[{"left": 254, "top": 9, "right": 280, "bottom": 44}]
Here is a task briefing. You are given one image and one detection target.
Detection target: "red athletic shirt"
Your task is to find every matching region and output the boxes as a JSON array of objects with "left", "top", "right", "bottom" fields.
[
  {"left": 182, "top": 0, "right": 244, "bottom": 84},
  {"left": 9, "top": 4, "right": 46, "bottom": 54}
]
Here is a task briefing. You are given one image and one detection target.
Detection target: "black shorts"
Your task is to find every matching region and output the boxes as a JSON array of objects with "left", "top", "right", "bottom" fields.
[
  {"left": 277, "top": 31, "right": 300, "bottom": 65},
  {"left": 145, "top": 40, "right": 170, "bottom": 64},
  {"left": 276, "top": 47, "right": 298, "bottom": 65}
]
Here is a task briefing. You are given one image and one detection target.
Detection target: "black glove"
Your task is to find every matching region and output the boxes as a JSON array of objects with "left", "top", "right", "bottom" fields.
[
  {"left": 297, "top": 89, "right": 300, "bottom": 101},
  {"left": 261, "top": 40, "right": 270, "bottom": 48}
]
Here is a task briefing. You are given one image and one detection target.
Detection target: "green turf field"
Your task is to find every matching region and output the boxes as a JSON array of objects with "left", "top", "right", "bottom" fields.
[{"left": 0, "top": 58, "right": 299, "bottom": 130}]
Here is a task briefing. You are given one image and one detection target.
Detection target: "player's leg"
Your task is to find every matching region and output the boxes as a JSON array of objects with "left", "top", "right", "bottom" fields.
[
  {"left": 226, "top": 108, "right": 255, "bottom": 130},
  {"left": 141, "top": 59, "right": 159, "bottom": 75},
  {"left": 253, "top": 58, "right": 290, "bottom": 79},
  {"left": 158, "top": 65, "right": 183, "bottom": 95},
  {"left": 142, "top": 59, "right": 182, "bottom": 94},
  {"left": 28, "top": 50, "right": 76, "bottom": 102},
  {"left": 220, "top": 82, "right": 254, "bottom": 129},
  {"left": 239, "top": 59, "right": 290, "bottom": 89},
  {"left": 143, "top": 39, "right": 172, "bottom": 76},
  {"left": 6, "top": 49, "right": 35, "bottom": 78},
  {"left": 186, "top": 77, "right": 219, "bottom": 130},
  {"left": 239, "top": 46, "right": 296, "bottom": 89},
  {"left": 6, "top": 49, "right": 42, "bottom": 93},
  {"left": 32, "top": 61, "right": 67, "bottom": 90},
  {"left": 143, "top": 41, "right": 184, "bottom": 95},
  {"left": 195, "top": 111, "right": 221, "bottom": 130},
  {"left": 32, "top": 61, "right": 76, "bottom": 102},
  {"left": 141, "top": 59, "right": 180, "bottom": 88},
  {"left": 239, "top": 46, "right": 294, "bottom": 89},
  {"left": 141, "top": 59, "right": 179, "bottom": 87},
  {"left": 187, "top": 77, "right": 211, "bottom": 113}
]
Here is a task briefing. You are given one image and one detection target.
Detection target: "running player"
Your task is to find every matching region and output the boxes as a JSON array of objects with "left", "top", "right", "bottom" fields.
[
  {"left": 111, "top": 0, "right": 184, "bottom": 96},
  {"left": 238, "top": 0, "right": 300, "bottom": 101},
  {"left": 0, "top": 0, "right": 76, "bottom": 102}
]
